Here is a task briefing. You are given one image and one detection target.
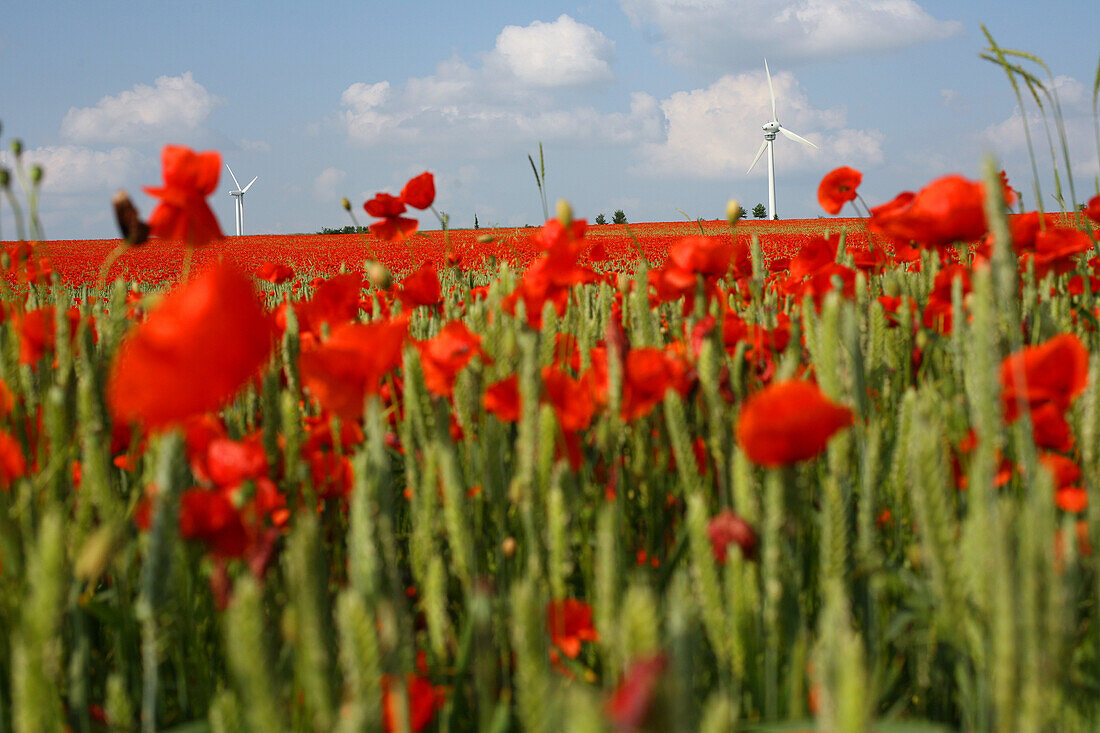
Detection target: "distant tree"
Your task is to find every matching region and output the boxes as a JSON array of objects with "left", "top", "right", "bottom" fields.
[
  {"left": 317, "top": 225, "right": 368, "bottom": 235},
  {"left": 752, "top": 203, "right": 767, "bottom": 219},
  {"left": 595, "top": 213, "right": 607, "bottom": 225},
  {"left": 474, "top": 213, "right": 480, "bottom": 229},
  {"left": 731, "top": 205, "right": 747, "bottom": 222},
  {"left": 612, "top": 209, "right": 627, "bottom": 224}
]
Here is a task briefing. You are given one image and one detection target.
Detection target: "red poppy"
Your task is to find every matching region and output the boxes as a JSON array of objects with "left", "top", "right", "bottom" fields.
[
  {"left": 546, "top": 598, "right": 599, "bottom": 659},
  {"left": 382, "top": 674, "right": 438, "bottom": 733},
  {"left": 255, "top": 261, "right": 294, "bottom": 284},
  {"left": 299, "top": 317, "right": 409, "bottom": 421},
  {"left": 1056, "top": 486, "right": 1088, "bottom": 513},
  {"left": 1086, "top": 195, "right": 1100, "bottom": 224},
  {"left": 400, "top": 172, "right": 436, "bottom": 210},
  {"left": 620, "top": 347, "right": 691, "bottom": 422},
  {"left": 542, "top": 366, "right": 595, "bottom": 432},
  {"left": 416, "top": 321, "right": 489, "bottom": 398},
  {"left": 817, "top": 166, "right": 862, "bottom": 215},
  {"left": 1030, "top": 227, "right": 1092, "bottom": 279},
  {"left": 108, "top": 264, "right": 275, "bottom": 430},
  {"left": 0, "top": 431, "right": 26, "bottom": 489},
  {"left": 667, "top": 236, "right": 732, "bottom": 277},
  {"left": 12, "top": 306, "right": 81, "bottom": 365},
  {"left": 483, "top": 375, "right": 521, "bottom": 422},
  {"left": 365, "top": 193, "right": 418, "bottom": 241},
  {"left": 398, "top": 263, "right": 443, "bottom": 310},
  {"left": 736, "top": 380, "right": 854, "bottom": 466},
  {"left": 202, "top": 436, "right": 268, "bottom": 488},
  {"left": 298, "top": 273, "right": 363, "bottom": 337},
  {"left": 143, "top": 145, "right": 224, "bottom": 247},
  {"left": 178, "top": 488, "right": 249, "bottom": 558},
  {"left": 869, "top": 175, "right": 987, "bottom": 248},
  {"left": 707, "top": 509, "right": 758, "bottom": 563},
  {"left": 1000, "top": 333, "right": 1089, "bottom": 419},
  {"left": 604, "top": 655, "right": 666, "bottom": 732}
]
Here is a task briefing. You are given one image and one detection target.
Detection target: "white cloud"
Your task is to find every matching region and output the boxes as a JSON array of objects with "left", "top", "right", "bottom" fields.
[
  {"left": 240, "top": 138, "right": 271, "bottom": 153},
  {"left": 637, "top": 70, "right": 883, "bottom": 178},
  {"left": 312, "top": 167, "right": 347, "bottom": 202},
  {"left": 60, "top": 72, "right": 220, "bottom": 144},
  {"left": 487, "top": 14, "right": 614, "bottom": 87},
  {"left": 1, "top": 145, "right": 140, "bottom": 194},
  {"left": 620, "top": 0, "right": 960, "bottom": 67}
]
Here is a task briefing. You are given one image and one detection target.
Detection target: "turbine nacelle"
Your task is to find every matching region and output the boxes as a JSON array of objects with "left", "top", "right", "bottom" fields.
[{"left": 762, "top": 121, "right": 780, "bottom": 134}]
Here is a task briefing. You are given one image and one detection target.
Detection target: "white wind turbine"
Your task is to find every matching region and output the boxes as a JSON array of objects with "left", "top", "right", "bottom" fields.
[
  {"left": 226, "top": 164, "right": 258, "bottom": 236},
  {"left": 746, "top": 59, "right": 818, "bottom": 220}
]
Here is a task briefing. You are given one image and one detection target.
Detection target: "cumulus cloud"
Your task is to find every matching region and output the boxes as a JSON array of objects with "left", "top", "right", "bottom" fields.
[
  {"left": 980, "top": 75, "right": 1100, "bottom": 180},
  {"left": 620, "top": 0, "right": 960, "bottom": 67},
  {"left": 637, "top": 70, "right": 883, "bottom": 178},
  {"left": 1, "top": 145, "right": 140, "bottom": 194},
  {"left": 312, "top": 167, "right": 347, "bottom": 202},
  {"left": 487, "top": 14, "right": 614, "bottom": 87},
  {"left": 60, "top": 72, "right": 220, "bottom": 144}
]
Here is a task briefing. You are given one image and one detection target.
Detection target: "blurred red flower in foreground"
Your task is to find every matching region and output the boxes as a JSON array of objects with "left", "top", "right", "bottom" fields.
[
  {"left": 401, "top": 172, "right": 436, "bottom": 210},
  {"left": 707, "top": 509, "right": 758, "bottom": 562},
  {"left": 1000, "top": 333, "right": 1088, "bottom": 418},
  {"left": 0, "top": 430, "right": 26, "bottom": 489},
  {"left": 416, "top": 321, "right": 489, "bottom": 398},
  {"left": 398, "top": 262, "right": 443, "bottom": 310},
  {"left": 143, "top": 145, "right": 224, "bottom": 246},
  {"left": 736, "top": 380, "right": 854, "bottom": 466},
  {"left": 1085, "top": 195, "right": 1100, "bottom": 224},
  {"left": 299, "top": 317, "right": 408, "bottom": 421},
  {"left": 869, "top": 175, "right": 987, "bottom": 248},
  {"left": 255, "top": 261, "right": 294, "bottom": 284},
  {"left": 108, "top": 264, "right": 275, "bottom": 429},
  {"left": 817, "top": 166, "right": 862, "bottom": 215},
  {"left": 382, "top": 673, "right": 438, "bottom": 733},
  {"left": 605, "top": 655, "right": 666, "bottom": 732},
  {"left": 546, "top": 598, "right": 599, "bottom": 659},
  {"left": 483, "top": 375, "right": 521, "bottom": 422},
  {"left": 365, "top": 193, "right": 418, "bottom": 242}
]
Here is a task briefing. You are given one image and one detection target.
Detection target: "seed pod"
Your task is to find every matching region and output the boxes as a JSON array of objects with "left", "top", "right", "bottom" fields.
[
  {"left": 726, "top": 199, "right": 742, "bottom": 223},
  {"left": 341, "top": 196, "right": 351, "bottom": 211},
  {"left": 556, "top": 198, "right": 573, "bottom": 227},
  {"left": 29, "top": 164, "right": 43, "bottom": 185},
  {"left": 112, "top": 190, "right": 150, "bottom": 246},
  {"left": 10, "top": 138, "right": 22, "bottom": 157}
]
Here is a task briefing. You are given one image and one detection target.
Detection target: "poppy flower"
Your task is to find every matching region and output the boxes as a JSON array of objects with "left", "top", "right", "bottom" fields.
[
  {"left": 817, "top": 166, "right": 862, "bottom": 215},
  {"left": 869, "top": 175, "right": 987, "bottom": 248},
  {"left": 255, "top": 261, "right": 294, "bottom": 284},
  {"left": 0, "top": 430, "right": 26, "bottom": 489},
  {"left": 397, "top": 263, "right": 442, "bottom": 310},
  {"left": 620, "top": 347, "right": 691, "bottom": 422},
  {"left": 604, "top": 655, "right": 666, "bottom": 732},
  {"left": 178, "top": 488, "right": 249, "bottom": 558},
  {"left": 707, "top": 509, "right": 758, "bottom": 563},
  {"left": 400, "top": 172, "right": 435, "bottom": 210},
  {"left": 143, "top": 145, "right": 224, "bottom": 247},
  {"left": 382, "top": 674, "right": 438, "bottom": 733},
  {"left": 416, "top": 321, "right": 489, "bottom": 398},
  {"left": 12, "top": 306, "right": 81, "bottom": 365},
  {"left": 542, "top": 366, "right": 595, "bottom": 432},
  {"left": 299, "top": 317, "right": 409, "bottom": 421},
  {"left": 365, "top": 193, "right": 418, "bottom": 241},
  {"left": 298, "top": 273, "right": 363, "bottom": 337},
  {"left": 483, "top": 375, "right": 521, "bottom": 422},
  {"left": 108, "top": 264, "right": 275, "bottom": 430},
  {"left": 667, "top": 236, "right": 732, "bottom": 277},
  {"left": 546, "top": 598, "right": 599, "bottom": 659},
  {"left": 1029, "top": 227, "right": 1092, "bottom": 280},
  {"left": 201, "top": 436, "right": 268, "bottom": 488},
  {"left": 1000, "top": 333, "right": 1088, "bottom": 419},
  {"left": 736, "top": 380, "right": 853, "bottom": 466},
  {"left": 1086, "top": 195, "right": 1100, "bottom": 224}
]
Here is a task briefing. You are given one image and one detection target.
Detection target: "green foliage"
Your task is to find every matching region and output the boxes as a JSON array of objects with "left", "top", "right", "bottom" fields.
[
  {"left": 612, "top": 209, "right": 627, "bottom": 224},
  {"left": 753, "top": 203, "right": 767, "bottom": 218},
  {"left": 317, "top": 225, "right": 369, "bottom": 235},
  {"left": 594, "top": 213, "right": 607, "bottom": 225}
]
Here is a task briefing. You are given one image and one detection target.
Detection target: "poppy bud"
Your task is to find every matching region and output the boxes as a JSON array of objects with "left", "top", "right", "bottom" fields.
[
  {"left": 9, "top": 139, "right": 22, "bottom": 157},
  {"left": 476, "top": 233, "right": 495, "bottom": 244},
  {"left": 0, "top": 252, "right": 9, "bottom": 271},
  {"left": 501, "top": 537, "right": 516, "bottom": 558},
  {"left": 341, "top": 197, "right": 351, "bottom": 211},
  {"left": 112, "top": 189, "right": 150, "bottom": 246},
  {"left": 367, "top": 261, "right": 392, "bottom": 290},
  {"left": 726, "top": 199, "right": 742, "bottom": 223},
  {"left": 556, "top": 199, "right": 573, "bottom": 227},
  {"left": 29, "top": 165, "right": 43, "bottom": 185},
  {"left": 0, "top": 167, "right": 9, "bottom": 189}
]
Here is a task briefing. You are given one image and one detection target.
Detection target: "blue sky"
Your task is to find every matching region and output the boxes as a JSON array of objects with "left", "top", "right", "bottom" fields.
[{"left": 2, "top": 0, "right": 1098, "bottom": 240}]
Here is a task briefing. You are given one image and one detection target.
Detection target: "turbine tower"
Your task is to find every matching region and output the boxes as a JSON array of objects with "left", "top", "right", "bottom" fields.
[
  {"left": 226, "top": 164, "right": 258, "bottom": 236},
  {"left": 746, "top": 59, "right": 818, "bottom": 219}
]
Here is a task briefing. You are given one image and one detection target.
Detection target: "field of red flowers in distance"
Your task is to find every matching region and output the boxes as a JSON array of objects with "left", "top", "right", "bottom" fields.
[{"left": 27, "top": 218, "right": 872, "bottom": 286}]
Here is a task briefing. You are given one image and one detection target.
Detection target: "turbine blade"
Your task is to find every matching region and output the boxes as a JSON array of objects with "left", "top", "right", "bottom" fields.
[
  {"left": 226, "top": 164, "right": 242, "bottom": 191},
  {"left": 779, "top": 126, "right": 818, "bottom": 149},
  {"left": 242, "top": 176, "right": 258, "bottom": 193},
  {"left": 746, "top": 140, "right": 768, "bottom": 174},
  {"left": 765, "top": 59, "right": 777, "bottom": 121}
]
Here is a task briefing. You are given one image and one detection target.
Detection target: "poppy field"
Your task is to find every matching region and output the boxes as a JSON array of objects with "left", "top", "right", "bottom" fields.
[{"left": 4, "top": 135, "right": 1100, "bottom": 733}]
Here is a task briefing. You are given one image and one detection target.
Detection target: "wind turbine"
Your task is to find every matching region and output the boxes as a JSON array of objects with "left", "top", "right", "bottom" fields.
[
  {"left": 746, "top": 59, "right": 818, "bottom": 219},
  {"left": 226, "top": 164, "right": 258, "bottom": 236}
]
